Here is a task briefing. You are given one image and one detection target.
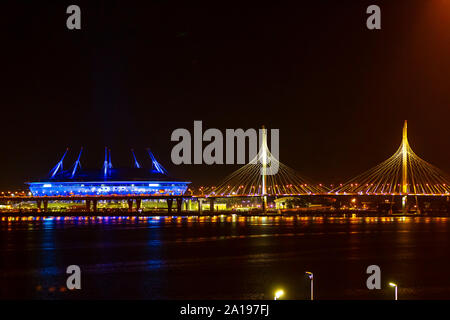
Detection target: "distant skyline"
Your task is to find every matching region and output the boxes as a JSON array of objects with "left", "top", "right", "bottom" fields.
[{"left": 1, "top": 0, "right": 449, "bottom": 189}]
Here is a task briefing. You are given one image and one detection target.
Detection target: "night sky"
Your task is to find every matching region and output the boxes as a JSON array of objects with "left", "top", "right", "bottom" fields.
[{"left": 1, "top": 0, "right": 450, "bottom": 189}]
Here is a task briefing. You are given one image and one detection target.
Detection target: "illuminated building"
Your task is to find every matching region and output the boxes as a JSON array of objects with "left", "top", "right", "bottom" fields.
[{"left": 27, "top": 148, "right": 190, "bottom": 196}]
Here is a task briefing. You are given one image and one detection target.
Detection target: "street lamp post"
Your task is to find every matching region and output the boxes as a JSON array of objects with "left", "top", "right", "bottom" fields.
[
  {"left": 389, "top": 282, "right": 398, "bottom": 300},
  {"left": 305, "top": 271, "right": 314, "bottom": 300}
]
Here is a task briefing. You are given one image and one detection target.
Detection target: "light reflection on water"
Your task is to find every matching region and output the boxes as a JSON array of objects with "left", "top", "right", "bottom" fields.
[
  {"left": 1, "top": 215, "right": 448, "bottom": 227},
  {"left": 1, "top": 215, "right": 450, "bottom": 299}
]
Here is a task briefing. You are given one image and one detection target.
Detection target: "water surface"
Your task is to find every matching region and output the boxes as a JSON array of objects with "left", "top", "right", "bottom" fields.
[{"left": 1, "top": 215, "right": 450, "bottom": 299}]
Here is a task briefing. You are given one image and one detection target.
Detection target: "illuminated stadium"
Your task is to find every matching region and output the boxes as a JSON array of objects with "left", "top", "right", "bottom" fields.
[{"left": 27, "top": 148, "right": 190, "bottom": 196}]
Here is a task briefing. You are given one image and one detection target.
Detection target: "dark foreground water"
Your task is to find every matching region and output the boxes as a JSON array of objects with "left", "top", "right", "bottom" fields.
[{"left": 1, "top": 215, "right": 450, "bottom": 300}]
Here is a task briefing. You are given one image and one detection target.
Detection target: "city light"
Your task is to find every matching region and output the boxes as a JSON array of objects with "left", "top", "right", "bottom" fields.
[
  {"left": 305, "top": 271, "right": 314, "bottom": 300},
  {"left": 389, "top": 282, "right": 398, "bottom": 300},
  {"left": 274, "top": 289, "right": 284, "bottom": 300}
]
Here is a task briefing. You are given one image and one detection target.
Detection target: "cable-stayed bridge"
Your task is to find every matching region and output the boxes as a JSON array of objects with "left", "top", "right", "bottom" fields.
[
  {"left": 203, "top": 121, "right": 450, "bottom": 199},
  {"left": 332, "top": 121, "right": 450, "bottom": 196},
  {"left": 205, "top": 127, "right": 326, "bottom": 197}
]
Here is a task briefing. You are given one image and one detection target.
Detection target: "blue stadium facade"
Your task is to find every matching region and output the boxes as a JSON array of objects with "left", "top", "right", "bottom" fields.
[{"left": 27, "top": 148, "right": 190, "bottom": 196}]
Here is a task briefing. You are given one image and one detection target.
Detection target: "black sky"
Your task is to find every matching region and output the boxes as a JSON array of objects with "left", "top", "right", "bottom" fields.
[{"left": 1, "top": 0, "right": 450, "bottom": 189}]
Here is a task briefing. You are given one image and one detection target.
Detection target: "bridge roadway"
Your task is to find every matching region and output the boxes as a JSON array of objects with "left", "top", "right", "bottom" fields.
[
  {"left": 1, "top": 192, "right": 448, "bottom": 202},
  {"left": 0, "top": 193, "right": 448, "bottom": 214}
]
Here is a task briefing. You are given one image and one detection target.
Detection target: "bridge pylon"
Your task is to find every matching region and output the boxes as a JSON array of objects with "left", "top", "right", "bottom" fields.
[
  {"left": 401, "top": 120, "right": 408, "bottom": 195},
  {"left": 401, "top": 120, "right": 408, "bottom": 213}
]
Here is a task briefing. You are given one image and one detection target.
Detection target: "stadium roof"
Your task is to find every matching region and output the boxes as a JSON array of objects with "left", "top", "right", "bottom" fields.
[{"left": 30, "top": 147, "right": 188, "bottom": 183}]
